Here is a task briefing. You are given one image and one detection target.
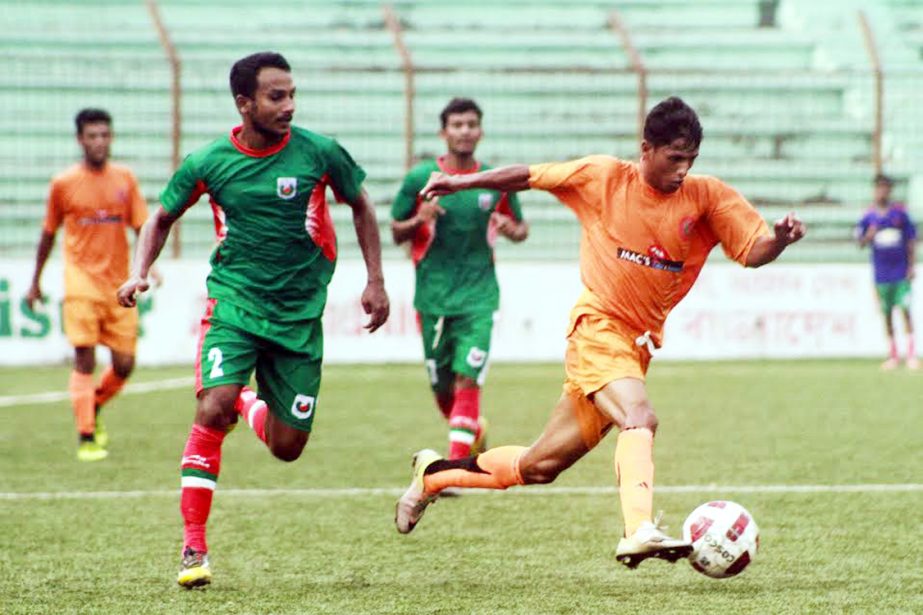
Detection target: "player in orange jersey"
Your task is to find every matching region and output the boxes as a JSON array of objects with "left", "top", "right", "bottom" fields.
[
  {"left": 395, "top": 96, "right": 806, "bottom": 569},
  {"left": 26, "top": 108, "right": 151, "bottom": 462}
]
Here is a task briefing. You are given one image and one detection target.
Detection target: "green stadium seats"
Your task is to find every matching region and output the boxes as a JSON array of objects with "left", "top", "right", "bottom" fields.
[{"left": 1, "top": 0, "right": 919, "bottom": 262}]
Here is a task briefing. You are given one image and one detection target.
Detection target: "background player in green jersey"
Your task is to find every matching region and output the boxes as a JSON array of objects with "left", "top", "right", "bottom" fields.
[
  {"left": 117, "top": 52, "right": 389, "bottom": 589},
  {"left": 391, "top": 98, "right": 528, "bottom": 460}
]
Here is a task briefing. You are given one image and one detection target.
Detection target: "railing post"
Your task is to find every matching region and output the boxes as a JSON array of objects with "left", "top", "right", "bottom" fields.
[
  {"left": 145, "top": 0, "right": 182, "bottom": 257},
  {"left": 858, "top": 10, "right": 884, "bottom": 175},
  {"left": 383, "top": 4, "right": 415, "bottom": 172},
  {"left": 609, "top": 10, "right": 647, "bottom": 154}
]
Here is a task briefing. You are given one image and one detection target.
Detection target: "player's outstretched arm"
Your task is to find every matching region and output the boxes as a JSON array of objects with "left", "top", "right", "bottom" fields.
[
  {"left": 420, "top": 164, "right": 531, "bottom": 201},
  {"left": 26, "top": 230, "right": 55, "bottom": 311},
  {"left": 346, "top": 188, "right": 390, "bottom": 332},
  {"left": 117, "top": 206, "right": 177, "bottom": 307},
  {"left": 745, "top": 212, "right": 807, "bottom": 268}
]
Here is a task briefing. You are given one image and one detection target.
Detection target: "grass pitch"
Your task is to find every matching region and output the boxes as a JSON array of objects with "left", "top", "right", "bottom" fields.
[{"left": 1, "top": 360, "right": 921, "bottom": 614}]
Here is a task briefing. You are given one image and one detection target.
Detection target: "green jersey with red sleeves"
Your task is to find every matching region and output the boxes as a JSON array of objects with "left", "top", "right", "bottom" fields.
[
  {"left": 160, "top": 125, "right": 366, "bottom": 321},
  {"left": 391, "top": 156, "right": 524, "bottom": 315}
]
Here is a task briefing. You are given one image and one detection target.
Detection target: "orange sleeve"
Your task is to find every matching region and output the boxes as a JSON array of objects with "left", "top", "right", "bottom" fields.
[
  {"left": 126, "top": 171, "right": 149, "bottom": 230},
  {"left": 704, "top": 178, "right": 770, "bottom": 265},
  {"left": 42, "top": 179, "right": 63, "bottom": 234},
  {"left": 528, "top": 155, "right": 616, "bottom": 220}
]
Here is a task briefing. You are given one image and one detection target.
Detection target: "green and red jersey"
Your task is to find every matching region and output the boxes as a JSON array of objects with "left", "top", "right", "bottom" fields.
[
  {"left": 391, "top": 157, "right": 523, "bottom": 315},
  {"left": 160, "top": 125, "right": 366, "bottom": 321}
]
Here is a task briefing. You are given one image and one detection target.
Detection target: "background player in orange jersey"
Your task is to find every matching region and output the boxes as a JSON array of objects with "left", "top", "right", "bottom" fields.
[
  {"left": 26, "top": 108, "right": 152, "bottom": 462},
  {"left": 396, "top": 96, "right": 806, "bottom": 569}
]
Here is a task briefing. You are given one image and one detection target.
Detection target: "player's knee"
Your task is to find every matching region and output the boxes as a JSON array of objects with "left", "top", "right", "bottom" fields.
[
  {"left": 624, "top": 402, "right": 658, "bottom": 433},
  {"left": 195, "top": 391, "right": 238, "bottom": 431},
  {"left": 269, "top": 442, "right": 305, "bottom": 463},
  {"left": 113, "top": 358, "right": 135, "bottom": 379}
]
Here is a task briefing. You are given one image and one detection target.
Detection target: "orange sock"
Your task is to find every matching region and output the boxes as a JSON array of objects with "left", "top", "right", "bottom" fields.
[
  {"left": 423, "top": 445, "right": 527, "bottom": 494},
  {"left": 69, "top": 371, "right": 96, "bottom": 436},
  {"left": 615, "top": 428, "right": 654, "bottom": 537},
  {"left": 94, "top": 366, "right": 126, "bottom": 409}
]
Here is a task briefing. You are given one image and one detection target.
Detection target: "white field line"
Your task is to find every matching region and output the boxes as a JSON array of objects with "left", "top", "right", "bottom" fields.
[
  {"left": 1, "top": 483, "right": 921, "bottom": 501},
  {"left": 0, "top": 376, "right": 195, "bottom": 408}
]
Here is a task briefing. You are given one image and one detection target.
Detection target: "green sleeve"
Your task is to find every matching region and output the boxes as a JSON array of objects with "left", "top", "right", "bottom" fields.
[
  {"left": 391, "top": 168, "right": 424, "bottom": 221},
  {"left": 159, "top": 155, "right": 204, "bottom": 216},
  {"left": 325, "top": 139, "right": 366, "bottom": 204}
]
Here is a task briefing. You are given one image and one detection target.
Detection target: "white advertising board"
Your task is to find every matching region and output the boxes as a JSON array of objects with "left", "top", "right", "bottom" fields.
[{"left": 0, "top": 259, "right": 899, "bottom": 366}]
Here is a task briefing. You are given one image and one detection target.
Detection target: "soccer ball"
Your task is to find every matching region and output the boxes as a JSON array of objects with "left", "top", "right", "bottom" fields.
[{"left": 682, "top": 500, "right": 759, "bottom": 579}]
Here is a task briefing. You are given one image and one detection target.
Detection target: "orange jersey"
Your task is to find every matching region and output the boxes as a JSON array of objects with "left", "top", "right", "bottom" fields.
[
  {"left": 529, "top": 155, "right": 768, "bottom": 345},
  {"left": 43, "top": 162, "right": 148, "bottom": 301}
]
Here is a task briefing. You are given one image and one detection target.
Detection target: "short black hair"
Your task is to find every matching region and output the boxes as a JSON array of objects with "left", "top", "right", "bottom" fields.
[
  {"left": 440, "top": 97, "right": 482, "bottom": 129},
  {"left": 874, "top": 173, "right": 894, "bottom": 186},
  {"left": 643, "top": 96, "right": 703, "bottom": 149},
  {"left": 229, "top": 51, "right": 291, "bottom": 99},
  {"left": 74, "top": 108, "right": 112, "bottom": 135}
]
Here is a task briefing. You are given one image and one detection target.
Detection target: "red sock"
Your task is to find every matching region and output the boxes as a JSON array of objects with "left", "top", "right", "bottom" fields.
[
  {"left": 448, "top": 387, "right": 479, "bottom": 459},
  {"left": 889, "top": 338, "right": 899, "bottom": 360},
  {"left": 908, "top": 337, "right": 916, "bottom": 360},
  {"left": 235, "top": 386, "right": 268, "bottom": 444},
  {"left": 180, "top": 424, "right": 226, "bottom": 553},
  {"left": 94, "top": 366, "right": 126, "bottom": 409}
]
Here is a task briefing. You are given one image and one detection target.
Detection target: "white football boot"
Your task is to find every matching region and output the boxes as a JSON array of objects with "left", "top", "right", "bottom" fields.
[{"left": 616, "top": 511, "right": 693, "bottom": 569}]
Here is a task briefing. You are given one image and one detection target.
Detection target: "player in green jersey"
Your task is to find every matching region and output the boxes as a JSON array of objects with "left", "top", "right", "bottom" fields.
[
  {"left": 117, "top": 52, "right": 389, "bottom": 589},
  {"left": 391, "top": 98, "right": 528, "bottom": 460}
]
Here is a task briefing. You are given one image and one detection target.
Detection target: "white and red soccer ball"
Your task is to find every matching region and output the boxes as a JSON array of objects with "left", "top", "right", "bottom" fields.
[{"left": 683, "top": 500, "right": 760, "bottom": 579}]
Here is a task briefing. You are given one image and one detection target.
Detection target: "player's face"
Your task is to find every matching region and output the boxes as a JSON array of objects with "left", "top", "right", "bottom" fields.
[
  {"left": 640, "top": 138, "right": 699, "bottom": 193},
  {"left": 874, "top": 182, "right": 892, "bottom": 204},
  {"left": 77, "top": 122, "right": 111, "bottom": 167},
  {"left": 244, "top": 67, "right": 295, "bottom": 138},
  {"left": 440, "top": 111, "right": 482, "bottom": 156}
]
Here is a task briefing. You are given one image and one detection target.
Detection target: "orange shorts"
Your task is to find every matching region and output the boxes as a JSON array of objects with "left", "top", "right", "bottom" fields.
[
  {"left": 564, "top": 305, "right": 652, "bottom": 397},
  {"left": 63, "top": 297, "right": 138, "bottom": 354},
  {"left": 562, "top": 301, "right": 654, "bottom": 449}
]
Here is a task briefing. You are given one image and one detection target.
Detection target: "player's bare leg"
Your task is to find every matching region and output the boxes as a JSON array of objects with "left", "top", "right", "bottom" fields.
[
  {"left": 901, "top": 308, "right": 918, "bottom": 369},
  {"left": 882, "top": 309, "right": 899, "bottom": 370},
  {"left": 592, "top": 378, "right": 692, "bottom": 568},
  {"left": 395, "top": 393, "right": 591, "bottom": 533}
]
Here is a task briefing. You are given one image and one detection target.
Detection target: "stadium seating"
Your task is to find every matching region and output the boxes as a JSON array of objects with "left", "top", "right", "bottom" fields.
[{"left": 1, "top": 0, "right": 920, "bottom": 263}]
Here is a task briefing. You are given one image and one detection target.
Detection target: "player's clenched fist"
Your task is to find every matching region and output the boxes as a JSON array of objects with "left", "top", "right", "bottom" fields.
[
  {"left": 117, "top": 275, "right": 149, "bottom": 308},
  {"left": 773, "top": 212, "right": 806, "bottom": 245}
]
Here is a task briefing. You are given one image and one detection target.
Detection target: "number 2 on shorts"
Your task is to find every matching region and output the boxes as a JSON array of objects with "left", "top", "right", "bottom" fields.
[{"left": 208, "top": 347, "right": 224, "bottom": 379}]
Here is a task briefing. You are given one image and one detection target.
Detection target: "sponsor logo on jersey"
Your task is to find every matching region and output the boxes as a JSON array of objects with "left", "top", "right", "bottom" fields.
[
  {"left": 277, "top": 177, "right": 298, "bottom": 200},
  {"left": 466, "top": 346, "right": 487, "bottom": 368},
  {"left": 478, "top": 193, "right": 494, "bottom": 211},
  {"left": 290, "top": 393, "right": 315, "bottom": 420},
  {"left": 617, "top": 247, "right": 684, "bottom": 273}
]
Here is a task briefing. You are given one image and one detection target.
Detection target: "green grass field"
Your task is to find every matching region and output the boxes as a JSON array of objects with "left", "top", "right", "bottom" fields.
[{"left": 2, "top": 361, "right": 922, "bottom": 614}]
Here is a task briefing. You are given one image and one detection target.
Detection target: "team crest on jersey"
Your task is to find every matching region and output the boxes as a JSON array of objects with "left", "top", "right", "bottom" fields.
[
  {"left": 466, "top": 346, "right": 487, "bottom": 368},
  {"left": 478, "top": 193, "right": 494, "bottom": 211},
  {"left": 290, "top": 394, "right": 315, "bottom": 420},
  {"left": 277, "top": 177, "right": 298, "bottom": 200}
]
